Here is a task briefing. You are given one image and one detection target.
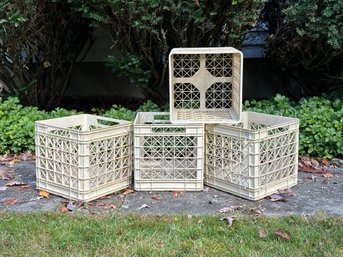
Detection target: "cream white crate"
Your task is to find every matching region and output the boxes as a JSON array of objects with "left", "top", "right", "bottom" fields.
[
  {"left": 35, "top": 114, "right": 133, "bottom": 202},
  {"left": 134, "top": 112, "right": 204, "bottom": 191},
  {"left": 169, "top": 47, "right": 243, "bottom": 124},
  {"left": 205, "top": 112, "right": 299, "bottom": 200}
]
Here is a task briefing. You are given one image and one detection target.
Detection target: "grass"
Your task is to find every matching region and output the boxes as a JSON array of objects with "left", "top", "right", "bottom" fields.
[{"left": 0, "top": 213, "right": 342, "bottom": 257}]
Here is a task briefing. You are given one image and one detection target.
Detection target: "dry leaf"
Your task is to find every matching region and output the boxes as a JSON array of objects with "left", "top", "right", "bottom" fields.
[
  {"left": 1, "top": 198, "right": 17, "bottom": 205},
  {"left": 322, "top": 158, "right": 330, "bottom": 166},
  {"left": 39, "top": 190, "right": 50, "bottom": 198},
  {"left": 221, "top": 216, "right": 234, "bottom": 226},
  {"left": 122, "top": 188, "right": 134, "bottom": 195},
  {"left": 219, "top": 206, "right": 242, "bottom": 213},
  {"left": 104, "top": 204, "right": 117, "bottom": 209},
  {"left": 94, "top": 201, "right": 106, "bottom": 207},
  {"left": 322, "top": 173, "right": 333, "bottom": 179},
  {"left": 8, "top": 159, "right": 20, "bottom": 165},
  {"left": 274, "top": 230, "right": 291, "bottom": 240},
  {"left": 240, "top": 239, "right": 244, "bottom": 244},
  {"left": 61, "top": 205, "right": 69, "bottom": 213},
  {"left": 151, "top": 195, "right": 160, "bottom": 200},
  {"left": 258, "top": 229, "right": 267, "bottom": 238},
  {"left": 99, "top": 195, "right": 112, "bottom": 199},
  {"left": 268, "top": 193, "right": 286, "bottom": 202},
  {"left": 138, "top": 204, "right": 150, "bottom": 210},
  {"left": 197, "top": 219, "right": 203, "bottom": 224},
  {"left": 157, "top": 241, "right": 164, "bottom": 249},
  {"left": 6, "top": 181, "right": 27, "bottom": 187}
]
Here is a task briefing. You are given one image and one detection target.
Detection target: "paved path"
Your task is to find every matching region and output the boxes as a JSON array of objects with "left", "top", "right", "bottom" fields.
[{"left": 1, "top": 161, "right": 342, "bottom": 216}]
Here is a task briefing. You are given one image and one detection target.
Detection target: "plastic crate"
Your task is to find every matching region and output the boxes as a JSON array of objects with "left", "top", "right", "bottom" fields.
[
  {"left": 35, "top": 114, "right": 133, "bottom": 202},
  {"left": 205, "top": 112, "right": 299, "bottom": 200},
  {"left": 134, "top": 112, "right": 204, "bottom": 191},
  {"left": 169, "top": 47, "right": 243, "bottom": 124}
]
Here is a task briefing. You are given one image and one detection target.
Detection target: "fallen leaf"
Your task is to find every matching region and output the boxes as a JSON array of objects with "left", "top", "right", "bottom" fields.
[
  {"left": 219, "top": 207, "right": 232, "bottom": 213},
  {"left": 274, "top": 230, "right": 291, "bottom": 240},
  {"left": 151, "top": 195, "right": 160, "bottom": 200},
  {"left": 240, "top": 239, "right": 244, "bottom": 244},
  {"left": 104, "top": 204, "right": 117, "bottom": 209},
  {"left": 203, "top": 187, "right": 209, "bottom": 193},
  {"left": 322, "top": 173, "right": 333, "bottom": 179},
  {"left": 6, "top": 181, "right": 27, "bottom": 187},
  {"left": 172, "top": 192, "right": 178, "bottom": 198},
  {"left": 93, "top": 201, "right": 106, "bottom": 207},
  {"left": 0, "top": 186, "right": 7, "bottom": 191},
  {"left": 61, "top": 205, "right": 69, "bottom": 213},
  {"left": 99, "top": 195, "right": 112, "bottom": 199},
  {"left": 268, "top": 193, "right": 286, "bottom": 202},
  {"left": 75, "top": 199, "right": 84, "bottom": 208},
  {"left": 8, "top": 159, "right": 20, "bottom": 165},
  {"left": 197, "top": 219, "right": 203, "bottom": 224},
  {"left": 219, "top": 206, "right": 241, "bottom": 213},
  {"left": 221, "top": 216, "right": 234, "bottom": 226},
  {"left": 138, "top": 204, "right": 150, "bottom": 210},
  {"left": 122, "top": 188, "right": 134, "bottom": 195},
  {"left": 39, "top": 190, "right": 49, "bottom": 198},
  {"left": 67, "top": 201, "right": 75, "bottom": 211},
  {"left": 321, "top": 158, "right": 330, "bottom": 166},
  {"left": 278, "top": 188, "right": 297, "bottom": 197},
  {"left": 1, "top": 198, "right": 17, "bottom": 205},
  {"left": 258, "top": 229, "right": 267, "bottom": 238}
]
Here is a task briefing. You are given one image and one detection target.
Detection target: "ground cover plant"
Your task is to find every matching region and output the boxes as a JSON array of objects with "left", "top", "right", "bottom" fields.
[
  {"left": 0, "top": 213, "right": 342, "bottom": 257},
  {"left": 0, "top": 91, "right": 342, "bottom": 157}
]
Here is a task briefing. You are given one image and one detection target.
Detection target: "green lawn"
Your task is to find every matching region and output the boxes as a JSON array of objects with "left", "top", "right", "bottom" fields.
[{"left": 0, "top": 213, "right": 342, "bottom": 257}]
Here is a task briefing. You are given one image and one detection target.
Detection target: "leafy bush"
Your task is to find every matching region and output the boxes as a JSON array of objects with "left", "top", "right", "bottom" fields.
[
  {"left": 262, "top": 0, "right": 343, "bottom": 98},
  {"left": 1, "top": 94, "right": 341, "bottom": 158},
  {"left": 0, "top": 0, "right": 92, "bottom": 109},
  {"left": 0, "top": 97, "right": 79, "bottom": 154},
  {"left": 73, "top": 0, "right": 265, "bottom": 104},
  {"left": 244, "top": 92, "right": 343, "bottom": 158}
]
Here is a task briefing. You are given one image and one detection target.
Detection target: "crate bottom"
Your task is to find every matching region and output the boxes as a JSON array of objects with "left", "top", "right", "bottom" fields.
[
  {"left": 37, "top": 177, "right": 131, "bottom": 202},
  {"left": 134, "top": 180, "right": 203, "bottom": 191},
  {"left": 173, "top": 109, "right": 238, "bottom": 123},
  {"left": 204, "top": 175, "right": 297, "bottom": 201}
]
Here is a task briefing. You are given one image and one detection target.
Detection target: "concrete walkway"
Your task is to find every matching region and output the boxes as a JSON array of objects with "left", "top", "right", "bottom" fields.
[{"left": 1, "top": 161, "right": 342, "bottom": 216}]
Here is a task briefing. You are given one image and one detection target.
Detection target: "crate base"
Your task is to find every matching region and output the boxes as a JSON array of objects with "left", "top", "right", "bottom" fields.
[
  {"left": 134, "top": 180, "right": 203, "bottom": 191},
  {"left": 37, "top": 177, "right": 131, "bottom": 202},
  {"left": 173, "top": 109, "right": 238, "bottom": 123},
  {"left": 204, "top": 175, "right": 297, "bottom": 201}
]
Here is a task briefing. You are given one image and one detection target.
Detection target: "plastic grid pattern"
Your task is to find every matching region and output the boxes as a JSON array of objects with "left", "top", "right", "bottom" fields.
[
  {"left": 205, "top": 112, "right": 299, "bottom": 200},
  {"left": 134, "top": 112, "right": 204, "bottom": 191},
  {"left": 169, "top": 47, "right": 243, "bottom": 124},
  {"left": 35, "top": 114, "right": 133, "bottom": 201}
]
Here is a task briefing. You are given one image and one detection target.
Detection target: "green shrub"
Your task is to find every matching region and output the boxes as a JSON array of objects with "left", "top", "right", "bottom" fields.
[
  {"left": 0, "top": 97, "right": 79, "bottom": 154},
  {"left": 73, "top": 0, "right": 265, "bottom": 104},
  {"left": 0, "top": 94, "right": 341, "bottom": 158},
  {"left": 244, "top": 93, "right": 343, "bottom": 158}
]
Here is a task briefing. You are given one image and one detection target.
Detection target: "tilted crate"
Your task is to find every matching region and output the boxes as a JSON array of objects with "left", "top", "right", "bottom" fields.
[
  {"left": 205, "top": 112, "right": 299, "bottom": 200},
  {"left": 35, "top": 114, "right": 133, "bottom": 202},
  {"left": 134, "top": 112, "right": 204, "bottom": 191},
  {"left": 169, "top": 47, "right": 243, "bottom": 124}
]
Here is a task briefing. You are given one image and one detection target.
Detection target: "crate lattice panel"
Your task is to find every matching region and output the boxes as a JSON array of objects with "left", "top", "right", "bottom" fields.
[
  {"left": 205, "top": 112, "right": 299, "bottom": 200},
  {"left": 36, "top": 114, "right": 132, "bottom": 201},
  {"left": 169, "top": 47, "right": 243, "bottom": 123},
  {"left": 134, "top": 112, "right": 204, "bottom": 191}
]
